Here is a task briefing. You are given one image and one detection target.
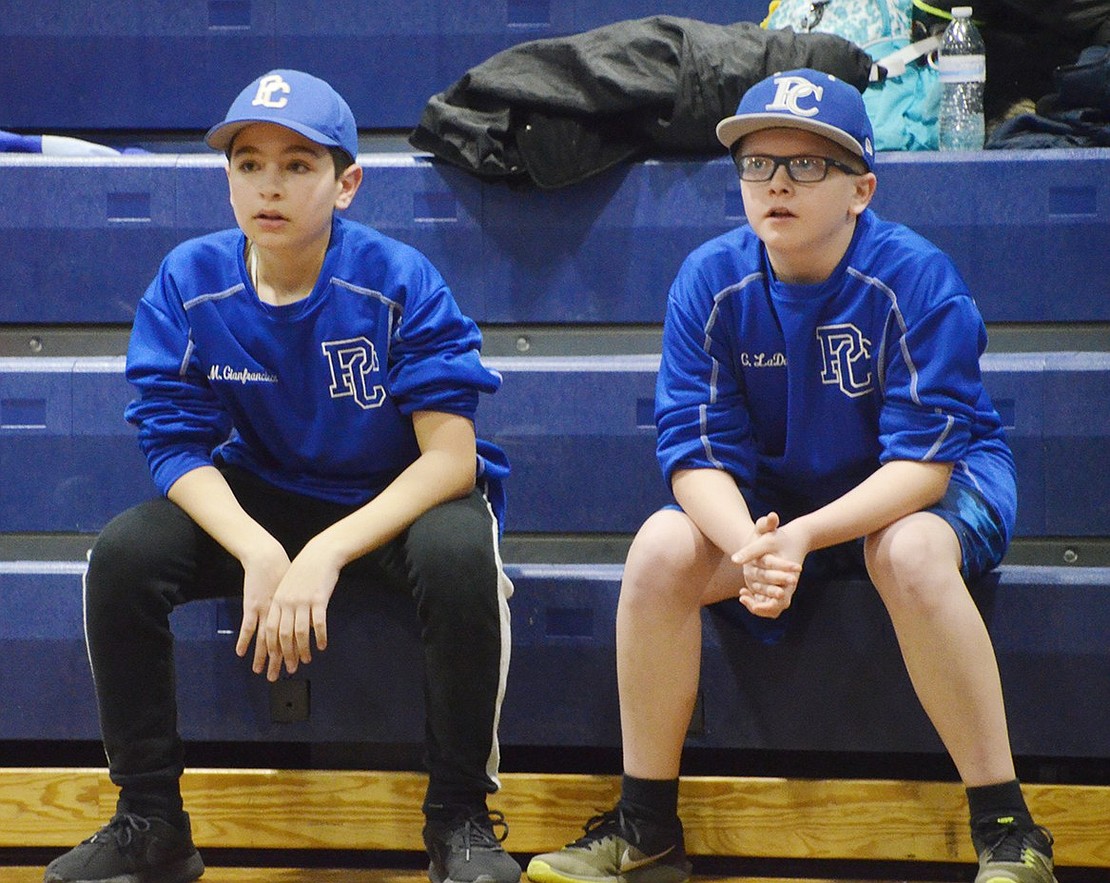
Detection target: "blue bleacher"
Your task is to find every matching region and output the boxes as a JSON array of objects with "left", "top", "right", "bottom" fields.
[
  {"left": 2, "top": 150, "right": 1109, "bottom": 325},
  {"left": 3, "top": 560, "right": 1108, "bottom": 758},
  {"left": 4, "top": 343, "right": 1104, "bottom": 760},
  {"left": 2, "top": 352, "right": 1108, "bottom": 537},
  {"left": 0, "top": 1, "right": 771, "bottom": 132},
  {"left": 2, "top": 3, "right": 1108, "bottom": 776}
]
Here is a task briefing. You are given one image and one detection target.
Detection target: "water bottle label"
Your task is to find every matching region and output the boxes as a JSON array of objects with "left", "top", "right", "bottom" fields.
[{"left": 938, "top": 54, "right": 986, "bottom": 83}]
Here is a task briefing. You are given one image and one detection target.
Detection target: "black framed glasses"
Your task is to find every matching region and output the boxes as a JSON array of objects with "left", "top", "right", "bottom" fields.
[{"left": 733, "top": 153, "right": 864, "bottom": 183}]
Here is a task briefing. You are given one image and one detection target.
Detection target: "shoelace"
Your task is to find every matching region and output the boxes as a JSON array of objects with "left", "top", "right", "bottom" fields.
[
  {"left": 89, "top": 813, "right": 151, "bottom": 849},
  {"left": 983, "top": 822, "right": 1054, "bottom": 864},
  {"left": 572, "top": 808, "right": 622, "bottom": 846},
  {"left": 456, "top": 809, "right": 510, "bottom": 861}
]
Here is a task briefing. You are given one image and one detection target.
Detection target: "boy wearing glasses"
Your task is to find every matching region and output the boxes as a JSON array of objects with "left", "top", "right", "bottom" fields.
[{"left": 526, "top": 69, "right": 1056, "bottom": 883}]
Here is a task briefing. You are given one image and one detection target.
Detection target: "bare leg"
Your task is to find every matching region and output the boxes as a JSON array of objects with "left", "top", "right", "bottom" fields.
[
  {"left": 617, "top": 509, "right": 741, "bottom": 778},
  {"left": 866, "top": 512, "right": 1016, "bottom": 786}
]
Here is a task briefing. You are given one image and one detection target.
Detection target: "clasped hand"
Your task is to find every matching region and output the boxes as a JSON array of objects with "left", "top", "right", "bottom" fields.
[{"left": 731, "top": 512, "right": 805, "bottom": 618}]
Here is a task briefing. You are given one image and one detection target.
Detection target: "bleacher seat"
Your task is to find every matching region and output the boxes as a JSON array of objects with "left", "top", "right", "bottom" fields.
[
  {"left": 3, "top": 558, "right": 1107, "bottom": 759},
  {"left": 2, "top": 25, "right": 1107, "bottom": 791},
  {"left": 0, "top": 1, "right": 771, "bottom": 132},
  {"left": 2, "top": 352, "right": 1107, "bottom": 537},
  {"left": 3, "top": 150, "right": 1109, "bottom": 325}
]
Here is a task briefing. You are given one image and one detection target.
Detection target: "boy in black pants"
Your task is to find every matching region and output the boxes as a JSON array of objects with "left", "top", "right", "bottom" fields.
[{"left": 45, "top": 70, "right": 519, "bottom": 883}]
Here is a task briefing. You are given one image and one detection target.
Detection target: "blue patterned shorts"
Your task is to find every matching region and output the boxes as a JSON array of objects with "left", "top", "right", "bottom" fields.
[
  {"left": 699, "top": 480, "right": 1009, "bottom": 644},
  {"left": 925, "top": 480, "right": 1009, "bottom": 581}
]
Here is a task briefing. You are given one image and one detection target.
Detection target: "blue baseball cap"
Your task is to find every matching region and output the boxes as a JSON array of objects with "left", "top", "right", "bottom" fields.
[
  {"left": 205, "top": 69, "right": 358, "bottom": 162},
  {"left": 716, "top": 69, "right": 875, "bottom": 171}
]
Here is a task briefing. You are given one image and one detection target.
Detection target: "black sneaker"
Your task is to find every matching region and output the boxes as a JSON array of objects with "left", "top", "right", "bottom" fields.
[
  {"left": 526, "top": 807, "right": 691, "bottom": 883},
  {"left": 975, "top": 821, "right": 1058, "bottom": 883},
  {"left": 43, "top": 811, "right": 204, "bottom": 882},
  {"left": 424, "top": 807, "right": 522, "bottom": 883}
]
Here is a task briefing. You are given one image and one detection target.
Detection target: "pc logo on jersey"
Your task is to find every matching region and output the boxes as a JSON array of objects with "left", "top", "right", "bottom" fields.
[
  {"left": 816, "top": 323, "right": 873, "bottom": 398},
  {"left": 764, "top": 75, "right": 823, "bottom": 117},
  {"left": 252, "top": 74, "right": 290, "bottom": 109},
  {"left": 322, "top": 337, "right": 386, "bottom": 410}
]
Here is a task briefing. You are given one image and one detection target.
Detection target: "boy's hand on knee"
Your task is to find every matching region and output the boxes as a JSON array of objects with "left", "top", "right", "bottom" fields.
[
  {"left": 235, "top": 538, "right": 291, "bottom": 675},
  {"left": 262, "top": 540, "right": 340, "bottom": 682}
]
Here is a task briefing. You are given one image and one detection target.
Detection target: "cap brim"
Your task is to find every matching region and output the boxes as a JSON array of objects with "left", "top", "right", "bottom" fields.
[
  {"left": 716, "top": 113, "right": 866, "bottom": 162},
  {"left": 204, "top": 118, "right": 348, "bottom": 156}
]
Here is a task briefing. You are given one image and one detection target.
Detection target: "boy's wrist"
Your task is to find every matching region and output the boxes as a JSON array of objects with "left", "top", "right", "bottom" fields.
[
  {"left": 301, "top": 526, "right": 361, "bottom": 571},
  {"left": 781, "top": 517, "right": 817, "bottom": 552},
  {"left": 234, "top": 529, "right": 287, "bottom": 568}
]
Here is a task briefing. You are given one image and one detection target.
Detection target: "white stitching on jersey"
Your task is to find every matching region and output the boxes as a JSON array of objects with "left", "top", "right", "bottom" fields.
[
  {"left": 182, "top": 283, "right": 244, "bottom": 310},
  {"left": 846, "top": 266, "right": 920, "bottom": 405}
]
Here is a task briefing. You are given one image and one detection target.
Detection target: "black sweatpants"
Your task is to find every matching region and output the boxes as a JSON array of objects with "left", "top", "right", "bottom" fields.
[{"left": 83, "top": 466, "right": 513, "bottom": 816}]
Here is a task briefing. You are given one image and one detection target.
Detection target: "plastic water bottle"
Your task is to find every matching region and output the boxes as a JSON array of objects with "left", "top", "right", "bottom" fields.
[{"left": 937, "top": 7, "right": 986, "bottom": 150}]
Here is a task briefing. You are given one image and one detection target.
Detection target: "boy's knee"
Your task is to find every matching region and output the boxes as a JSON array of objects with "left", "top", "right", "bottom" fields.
[
  {"left": 407, "top": 500, "right": 501, "bottom": 612},
  {"left": 86, "top": 501, "right": 187, "bottom": 609},
  {"left": 622, "top": 509, "right": 709, "bottom": 604},
  {"left": 89, "top": 508, "right": 154, "bottom": 583},
  {"left": 418, "top": 536, "right": 497, "bottom": 597},
  {"left": 865, "top": 517, "right": 961, "bottom": 609}
]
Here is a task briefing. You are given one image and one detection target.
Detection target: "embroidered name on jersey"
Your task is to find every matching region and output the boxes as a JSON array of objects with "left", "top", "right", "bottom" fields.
[
  {"left": 208, "top": 364, "right": 279, "bottom": 385},
  {"left": 741, "top": 351, "right": 786, "bottom": 367},
  {"left": 816, "top": 323, "right": 872, "bottom": 398},
  {"left": 321, "top": 337, "right": 386, "bottom": 409}
]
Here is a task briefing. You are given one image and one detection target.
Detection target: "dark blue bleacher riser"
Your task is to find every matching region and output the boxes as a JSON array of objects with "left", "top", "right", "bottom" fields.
[
  {"left": 0, "top": 563, "right": 98, "bottom": 740},
  {"left": 1040, "top": 354, "right": 1110, "bottom": 536},
  {"left": 2, "top": 151, "right": 1109, "bottom": 326},
  {"left": 0, "top": 1, "right": 768, "bottom": 132},
  {"left": 870, "top": 152, "right": 1110, "bottom": 323},
  {"left": 0, "top": 353, "right": 1105, "bottom": 537},
  {"left": 2, "top": 561, "right": 1106, "bottom": 758},
  {"left": 0, "top": 158, "right": 187, "bottom": 325},
  {"left": 0, "top": 358, "right": 155, "bottom": 533},
  {"left": 699, "top": 564, "right": 1110, "bottom": 757}
]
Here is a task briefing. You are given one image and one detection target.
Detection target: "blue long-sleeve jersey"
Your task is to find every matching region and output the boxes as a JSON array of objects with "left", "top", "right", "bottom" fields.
[
  {"left": 125, "top": 215, "right": 508, "bottom": 522},
  {"left": 656, "top": 208, "right": 1016, "bottom": 543}
]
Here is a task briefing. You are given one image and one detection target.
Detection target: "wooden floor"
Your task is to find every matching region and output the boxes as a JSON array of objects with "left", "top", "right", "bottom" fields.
[
  {"left": 1, "top": 872, "right": 952, "bottom": 883},
  {"left": 8, "top": 768, "right": 1100, "bottom": 882}
]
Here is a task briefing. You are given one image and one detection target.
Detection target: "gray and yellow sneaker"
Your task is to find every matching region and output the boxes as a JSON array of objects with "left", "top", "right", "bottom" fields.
[
  {"left": 974, "top": 820, "right": 1058, "bottom": 883},
  {"left": 526, "top": 807, "right": 691, "bottom": 883}
]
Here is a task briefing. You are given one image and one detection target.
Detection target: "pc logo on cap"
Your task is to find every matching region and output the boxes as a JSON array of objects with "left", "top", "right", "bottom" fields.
[
  {"left": 205, "top": 69, "right": 358, "bottom": 162},
  {"left": 715, "top": 69, "right": 875, "bottom": 170}
]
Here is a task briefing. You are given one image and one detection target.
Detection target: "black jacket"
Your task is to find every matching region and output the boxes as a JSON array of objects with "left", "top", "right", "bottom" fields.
[{"left": 409, "top": 16, "right": 874, "bottom": 189}]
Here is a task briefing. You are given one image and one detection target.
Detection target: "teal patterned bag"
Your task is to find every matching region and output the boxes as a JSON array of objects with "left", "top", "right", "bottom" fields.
[
  {"left": 762, "top": 0, "right": 941, "bottom": 150},
  {"left": 763, "top": 0, "right": 911, "bottom": 61}
]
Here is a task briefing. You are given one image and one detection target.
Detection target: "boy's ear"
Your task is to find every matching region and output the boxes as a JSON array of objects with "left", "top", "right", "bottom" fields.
[
  {"left": 850, "top": 171, "right": 877, "bottom": 217},
  {"left": 335, "top": 163, "right": 363, "bottom": 210}
]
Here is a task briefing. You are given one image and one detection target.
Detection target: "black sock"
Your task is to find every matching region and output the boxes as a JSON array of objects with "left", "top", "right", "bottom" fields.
[
  {"left": 619, "top": 774, "right": 681, "bottom": 850},
  {"left": 966, "top": 779, "right": 1037, "bottom": 853},
  {"left": 116, "top": 788, "right": 186, "bottom": 830}
]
